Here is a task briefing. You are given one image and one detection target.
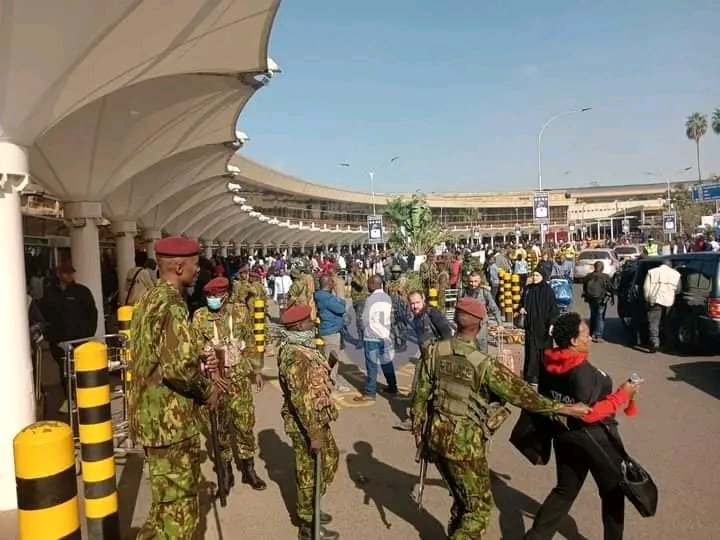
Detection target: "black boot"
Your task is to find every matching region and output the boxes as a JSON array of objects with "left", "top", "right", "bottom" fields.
[
  {"left": 298, "top": 522, "right": 339, "bottom": 540},
  {"left": 240, "top": 458, "right": 267, "bottom": 490}
]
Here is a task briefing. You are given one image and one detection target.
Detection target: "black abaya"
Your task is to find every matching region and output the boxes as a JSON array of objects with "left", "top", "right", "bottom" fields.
[{"left": 521, "top": 281, "right": 559, "bottom": 384}]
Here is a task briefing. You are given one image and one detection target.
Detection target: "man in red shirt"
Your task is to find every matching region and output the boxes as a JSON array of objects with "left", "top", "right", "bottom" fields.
[{"left": 450, "top": 252, "right": 462, "bottom": 287}]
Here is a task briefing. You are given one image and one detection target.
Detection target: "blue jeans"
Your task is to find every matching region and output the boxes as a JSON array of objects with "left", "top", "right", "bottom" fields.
[
  {"left": 589, "top": 299, "right": 607, "bottom": 338},
  {"left": 362, "top": 340, "right": 397, "bottom": 398}
]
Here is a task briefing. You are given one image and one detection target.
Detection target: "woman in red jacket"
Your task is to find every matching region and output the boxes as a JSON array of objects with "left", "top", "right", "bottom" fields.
[{"left": 524, "top": 312, "right": 642, "bottom": 540}]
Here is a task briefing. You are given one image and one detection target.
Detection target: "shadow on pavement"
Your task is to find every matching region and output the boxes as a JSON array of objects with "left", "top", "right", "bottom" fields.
[
  {"left": 258, "top": 429, "right": 298, "bottom": 524},
  {"left": 491, "top": 471, "right": 588, "bottom": 540},
  {"left": 116, "top": 453, "right": 144, "bottom": 539},
  {"left": 668, "top": 361, "right": 720, "bottom": 399},
  {"left": 346, "top": 441, "right": 447, "bottom": 540}
]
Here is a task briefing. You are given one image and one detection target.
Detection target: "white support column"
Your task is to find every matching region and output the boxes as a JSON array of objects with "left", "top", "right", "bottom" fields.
[
  {"left": 64, "top": 202, "right": 106, "bottom": 336},
  {"left": 204, "top": 244, "right": 213, "bottom": 259},
  {"left": 0, "top": 143, "right": 35, "bottom": 510},
  {"left": 144, "top": 229, "right": 162, "bottom": 259},
  {"left": 112, "top": 220, "right": 137, "bottom": 304},
  {"left": 220, "top": 243, "right": 229, "bottom": 258}
]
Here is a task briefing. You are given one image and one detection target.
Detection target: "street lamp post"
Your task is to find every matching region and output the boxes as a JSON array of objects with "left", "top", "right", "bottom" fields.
[
  {"left": 644, "top": 166, "right": 693, "bottom": 205},
  {"left": 340, "top": 156, "right": 400, "bottom": 217},
  {"left": 537, "top": 108, "right": 592, "bottom": 192}
]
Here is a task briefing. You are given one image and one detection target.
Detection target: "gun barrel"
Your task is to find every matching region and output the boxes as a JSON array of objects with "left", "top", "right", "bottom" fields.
[
  {"left": 313, "top": 451, "right": 323, "bottom": 539},
  {"left": 416, "top": 459, "right": 428, "bottom": 509},
  {"left": 209, "top": 409, "right": 227, "bottom": 507}
]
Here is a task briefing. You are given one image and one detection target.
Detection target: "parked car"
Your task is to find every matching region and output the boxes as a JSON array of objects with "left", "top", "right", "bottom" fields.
[
  {"left": 574, "top": 249, "right": 620, "bottom": 282},
  {"left": 615, "top": 252, "right": 720, "bottom": 350},
  {"left": 614, "top": 245, "right": 641, "bottom": 263}
]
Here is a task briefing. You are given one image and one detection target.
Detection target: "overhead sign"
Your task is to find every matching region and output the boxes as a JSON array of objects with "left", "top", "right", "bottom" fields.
[
  {"left": 367, "top": 215, "right": 384, "bottom": 244},
  {"left": 691, "top": 183, "right": 720, "bottom": 202},
  {"left": 540, "top": 222, "right": 549, "bottom": 233},
  {"left": 663, "top": 211, "right": 677, "bottom": 233},
  {"left": 533, "top": 191, "right": 550, "bottom": 223},
  {"left": 568, "top": 222, "right": 575, "bottom": 232},
  {"left": 622, "top": 219, "right": 630, "bottom": 234}
]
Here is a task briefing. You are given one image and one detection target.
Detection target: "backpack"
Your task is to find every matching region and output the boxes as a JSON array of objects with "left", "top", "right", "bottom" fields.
[{"left": 586, "top": 273, "right": 606, "bottom": 299}]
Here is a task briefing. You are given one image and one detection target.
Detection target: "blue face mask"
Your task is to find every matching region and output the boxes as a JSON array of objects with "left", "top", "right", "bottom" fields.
[{"left": 207, "top": 297, "right": 224, "bottom": 311}]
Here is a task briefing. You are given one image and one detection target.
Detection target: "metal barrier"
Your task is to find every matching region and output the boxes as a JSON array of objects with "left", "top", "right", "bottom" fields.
[
  {"left": 14, "top": 421, "right": 81, "bottom": 539},
  {"left": 444, "top": 288, "right": 459, "bottom": 319},
  {"left": 58, "top": 333, "right": 140, "bottom": 455},
  {"left": 254, "top": 298, "right": 266, "bottom": 354},
  {"left": 74, "top": 342, "right": 120, "bottom": 538}
]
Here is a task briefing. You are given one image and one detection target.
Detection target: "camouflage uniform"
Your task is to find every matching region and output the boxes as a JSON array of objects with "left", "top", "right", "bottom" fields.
[
  {"left": 349, "top": 272, "right": 368, "bottom": 340},
  {"left": 287, "top": 270, "right": 317, "bottom": 320},
  {"left": 387, "top": 273, "right": 411, "bottom": 351},
  {"left": 419, "top": 259, "right": 439, "bottom": 294},
  {"left": 460, "top": 256, "right": 483, "bottom": 288},
  {"left": 130, "top": 281, "right": 211, "bottom": 540},
  {"left": 277, "top": 333, "right": 339, "bottom": 525},
  {"left": 411, "top": 337, "right": 563, "bottom": 539},
  {"left": 192, "top": 301, "right": 261, "bottom": 462},
  {"left": 437, "top": 268, "right": 450, "bottom": 310}
]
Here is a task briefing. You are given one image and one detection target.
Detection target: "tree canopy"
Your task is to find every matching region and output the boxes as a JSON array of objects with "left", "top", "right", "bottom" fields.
[{"left": 383, "top": 194, "right": 447, "bottom": 253}]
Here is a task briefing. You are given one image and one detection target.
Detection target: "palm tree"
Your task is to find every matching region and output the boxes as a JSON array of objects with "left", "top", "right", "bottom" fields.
[
  {"left": 383, "top": 194, "right": 446, "bottom": 253},
  {"left": 712, "top": 108, "right": 720, "bottom": 135},
  {"left": 686, "top": 112, "right": 708, "bottom": 182}
]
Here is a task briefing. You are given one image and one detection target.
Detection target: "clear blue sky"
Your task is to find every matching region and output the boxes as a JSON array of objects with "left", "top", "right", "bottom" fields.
[{"left": 238, "top": 0, "right": 720, "bottom": 194}]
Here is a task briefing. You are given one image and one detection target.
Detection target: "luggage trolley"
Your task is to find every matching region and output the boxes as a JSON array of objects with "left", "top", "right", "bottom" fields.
[
  {"left": 58, "top": 333, "right": 142, "bottom": 456},
  {"left": 489, "top": 323, "right": 523, "bottom": 375},
  {"left": 444, "top": 288, "right": 460, "bottom": 320}
]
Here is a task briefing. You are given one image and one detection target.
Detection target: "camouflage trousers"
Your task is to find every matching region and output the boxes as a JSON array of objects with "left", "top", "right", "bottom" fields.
[
  {"left": 218, "top": 371, "right": 257, "bottom": 461},
  {"left": 288, "top": 426, "right": 339, "bottom": 523},
  {"left": 435, "top": 456, "right": 494, "bottom": 540},
  {"left": 137, "top": 435, "right": 201, "bottom": 540}
]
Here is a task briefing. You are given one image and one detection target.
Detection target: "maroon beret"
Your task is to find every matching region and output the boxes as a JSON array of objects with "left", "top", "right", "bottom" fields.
[
  {"left": 281, "top": 304, "right": 311, "bottom": 326},
  {"left": 456, "top": 297, "right": 487, "bottom": 320},
  {"left": 249, "top": 270, "right": 260, "bottom": 280},
  {"left": 203, "top": 276, "right": 230, "bottom": 295},
  {"left": 154, "top": 237, "right": 200, "bottom": 258}
]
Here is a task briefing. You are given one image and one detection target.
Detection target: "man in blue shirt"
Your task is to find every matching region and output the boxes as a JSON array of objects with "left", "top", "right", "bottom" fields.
[{"left": 314, "top": 276, "right": 348, "bottom": 392}]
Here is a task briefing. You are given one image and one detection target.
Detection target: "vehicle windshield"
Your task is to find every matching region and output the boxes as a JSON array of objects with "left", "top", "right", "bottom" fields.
[
  {"left": 578, "top": 251, "right": 611, "bottom": 261},
  {"left": 615, "top": 247, "right": 637, "bottom": 255}
]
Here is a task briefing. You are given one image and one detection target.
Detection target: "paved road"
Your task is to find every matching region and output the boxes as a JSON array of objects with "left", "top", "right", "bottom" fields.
[{"left": 4, "top": 287, "right": 720, "bottom": 539}]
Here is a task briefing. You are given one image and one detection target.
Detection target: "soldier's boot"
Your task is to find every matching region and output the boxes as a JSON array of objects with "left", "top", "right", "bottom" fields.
[
  {"left": 240, "top": 458, "right": 267, "bottom": 490},
  {"left": 224, "top": 460, "right": 235, "bottom": 489},
  {"left": 298, "top": 522, "right": 339, "bottom": 540}
]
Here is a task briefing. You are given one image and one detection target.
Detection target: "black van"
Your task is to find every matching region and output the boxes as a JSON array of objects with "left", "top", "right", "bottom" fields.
[{"left": 616, "top": 252, "right": 720, "bottom": 350}]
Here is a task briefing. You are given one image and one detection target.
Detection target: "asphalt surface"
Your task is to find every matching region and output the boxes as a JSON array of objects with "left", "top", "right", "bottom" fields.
[{"left": 3, "top": 285, "right": 720, "bottom": 539}]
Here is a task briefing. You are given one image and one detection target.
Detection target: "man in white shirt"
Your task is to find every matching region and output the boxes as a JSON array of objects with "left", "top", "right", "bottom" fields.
[
  {"left": 643, "top": 260, "right": 681, "bottom": 352},
  {"left": 354, "top": 275, "right": 398, "bottom": 402}
]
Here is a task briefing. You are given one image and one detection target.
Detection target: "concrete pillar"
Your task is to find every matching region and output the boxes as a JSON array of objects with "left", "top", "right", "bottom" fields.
[
  {"left": 0, "top": 142, "right": 35, "bottom": 510},
  {"left": 112, "top": 220, "right": 136, "bottom": 303},
  {"left": 204, "top": 244, "right": 213, "bottom": 260},
  {"left": 144, "top": 229, "right": 162, "bottom": 259},
  {"left": 220, "top": 243, "right": 229, "bottom": 258},
  {"left": 64, "top": 201, "right": 106, "bottom": 335}
]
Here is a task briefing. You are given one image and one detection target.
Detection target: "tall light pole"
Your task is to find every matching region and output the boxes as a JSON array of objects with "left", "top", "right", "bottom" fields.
[
  {"left": 644, "top": 166, "right": 693, "bottom": 204},
  {"left": 339, "top": 156, "right": 399, "bottom": 216},
  {"left": 537, "top": 108, "right": 592, "bottom": 192}
]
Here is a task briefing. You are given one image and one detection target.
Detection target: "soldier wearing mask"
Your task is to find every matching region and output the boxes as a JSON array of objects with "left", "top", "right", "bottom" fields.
[
  {"left": 277, "top": 305, "right": 339, "bottom": 540},
  {"left": 192, "top": 277, "right": 267, "bottom": 491},
  {"left": 462, "top": 271, "right": 502, "bottom": 353},
  {"left": 130, "top": 237, "right": 226, "bottom": 540},
  {"left": 410, "top": 297, "right": 590, "bottom": 539}
]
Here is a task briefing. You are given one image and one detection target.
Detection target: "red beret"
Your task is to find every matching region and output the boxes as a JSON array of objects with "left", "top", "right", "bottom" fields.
[
  {"left": 203, "top": 276, "right": 230, "bottom": 295},
  {"left": 281, "top": 304, "right": 311, "bottom": 326},
  {"left": 249, "top": 270, "right": 260, "bottom": 279},
  {"left": 154, "top": 237, "right": 200, "bottom": 258},
  {"left": 456, "top": 297, "right": 487, "bottom": 320}
]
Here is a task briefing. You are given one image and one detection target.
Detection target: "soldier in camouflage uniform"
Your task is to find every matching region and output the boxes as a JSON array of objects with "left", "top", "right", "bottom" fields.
[
  {"left": 287, "top": 263, "right": 317, "bottom": 320},
  {"left": 232, "top": 264, "right": 254, "bottom": 310},
  {"left": 278, "top": 304, "right": 340, "bottom": 540},
  {"left": 249, "top": 269, "right": 267, "bottom": 304},
  {"left": 387, "top": 264, "right": 411, "bottom": 352},
  {"left": 349, "top": 262, "right": 368, "bottom": 346},
  {"left": 419, "top": 251, "right": 439, "bottom": 295},
  {"left": 192, "top": 276, "right": 267, "bottom": 491},
  {"left": 130, "top": 237, "right": 226, "bottom": 540},
  {"left": 411, "top": 297, "right": 590, "bottom": 539},
  {"left": 436, "top": 258, "right": 450, "bottom": 311}
]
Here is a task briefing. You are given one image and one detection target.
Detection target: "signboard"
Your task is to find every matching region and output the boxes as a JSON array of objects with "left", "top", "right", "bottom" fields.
[
  {"left": 533, "top": 191, "right": 550, "bottom": 223},
  {"left": 663, "top": 211, "right": 676, "bottom": 234},
  {"left": 622, "top": 219, "right": 630, "bottom": 234},
  {"left": 367, "top": 215, "right": 384, "bottom": 244},
  {"left": 691, "top": 183, "right": 720, "bottom": 202},
  {"left": 540, "top": 222, "right": 549, "bottom": 233},
  {"left": 568, "top": 222, "right": 575, "bottom": 232}
]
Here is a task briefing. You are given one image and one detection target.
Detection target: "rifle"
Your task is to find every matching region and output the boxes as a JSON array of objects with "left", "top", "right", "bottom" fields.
[
  {"left": 414, "top": 412, "right": 431, "bottom": 510},
  {"left": 313, "top": 450, "right": 323, "bottom": 539},
  {"left": 204, "top": 345, "right": 230, "bottom": 507}
]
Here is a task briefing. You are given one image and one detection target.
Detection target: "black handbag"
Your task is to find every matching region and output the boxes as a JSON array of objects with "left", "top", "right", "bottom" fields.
[
  {"left": 509, "top": 410, "right": 552, "bottom": 465},
  {"left": 588, "top": 424, "right": 658, "bottom": 518}
]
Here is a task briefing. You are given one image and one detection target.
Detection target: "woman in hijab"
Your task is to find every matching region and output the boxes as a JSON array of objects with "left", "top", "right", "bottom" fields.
[{"left": 519, "top": 266, "right": 559, "bottom": 387}]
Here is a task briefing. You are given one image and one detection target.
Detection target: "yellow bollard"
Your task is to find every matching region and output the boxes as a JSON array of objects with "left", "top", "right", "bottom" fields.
[
  {"left": 511, "top": 274, "right": 522, "bottom": 314},
  {"left": 428, "top": 288, "right": 439, "bottom": 307},
  {"left": 14, "top": 421, "right": 81, "bottom": 539},
  {"left": 253, "top": 299, "right": 266, "bottom": 354},
  {"left": 502, "top": 272, "right": 513, "bottom": 324},
  {"left": 314, "top": 317, "right": 324, "bottom": 353},
  {"left": 74, "top": 342, "right": 120, "bottom": 539}
]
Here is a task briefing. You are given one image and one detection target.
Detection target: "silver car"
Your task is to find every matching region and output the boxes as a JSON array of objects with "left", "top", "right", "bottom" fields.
[
  {"left": 574, "top": 249, "right": 620, "bottom": 281},
  {"left": 614, "top": 245, "right": 641, "bottom": 263}
]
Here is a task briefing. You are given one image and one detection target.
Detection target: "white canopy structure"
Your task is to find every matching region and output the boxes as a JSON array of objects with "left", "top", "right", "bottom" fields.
[{"left": 0, "top": 0, "right": 280, "bottom": 511}]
